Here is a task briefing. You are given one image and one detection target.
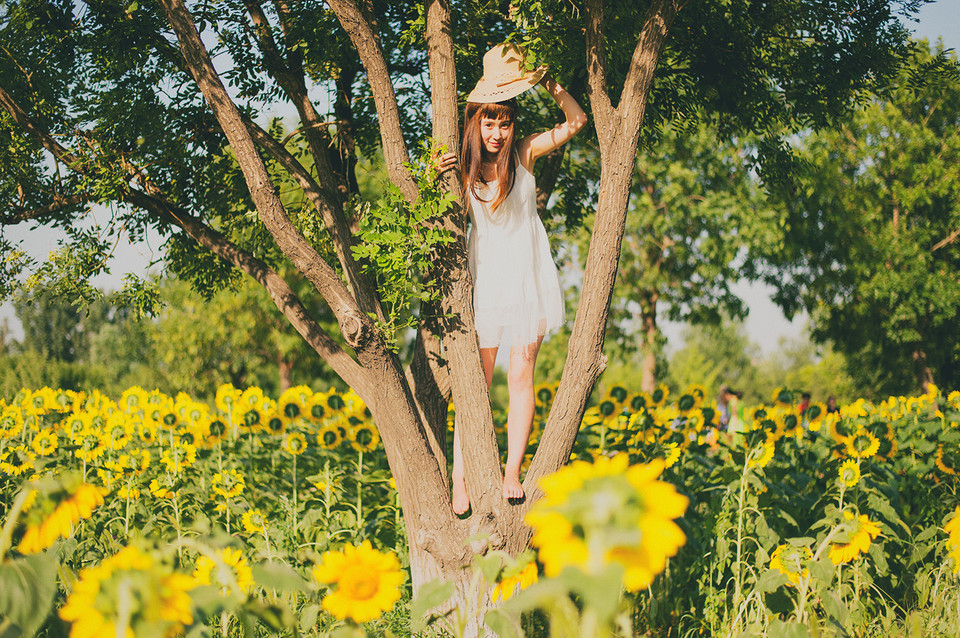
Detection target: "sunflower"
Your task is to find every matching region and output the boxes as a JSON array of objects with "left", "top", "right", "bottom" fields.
[
  {"left": 17, "top": 482, "right": 106, "bottom": 554},
  {"left": 772, "top": 386, "right": 793, "bottom": 404},
  {"left": 317, "top": 424, "right": 343, "bottom": 449},
  {"left": 238, "top": 404, "right": 266, "bottom": 431},
  {"left": 935, "top": 444, "right": 957, "bottom": 475},
  {"left": 312, "top": 541, "right": 404, "bottom": 623},
  {"left": 31, "top": 429, "right": 59, "bottom": 456},
  {"left": 278, "top": 385, "right": 312, "bottom": 421},
  {"left": 149, "top": 478, "right": 174, "bottom": 499},
  {"left": 650, "top": 383, "right": 670, "bottom": 407},
  {"left": 605, "top": 384, "right": 629, "bottom": 404},
  {"left": 770, "top": 544, "right": 812, "bottom": 586},
  {"left": 215, "top": 383, "right": 242, "bottom": 416},
  {"left": 946, "top": 506, "right": 960, "bottom": 574},
  {"left": 662, "top": 442, "right": 681, "bottom": 468},
  {"left": 119, "top": 386, "right": 149, "bottom": 415},
  {"left": 160, "top": 442, "right": 197, "bottom": 474},
  {"left": 211, "top": 469, "right": 246, "bottom": 500},
  {"left": 264, "top": 410, "right": 287, "bottom": 435},
  {"left": 282, "top": 432, "right": 308, "bottom": 456},
  {"left": 325, "top": 391, "right": 347, "bottom": 412},
  {"left": 844, "top": 429, "right": 880, "bottom": 460},
  {"left": 59, "top": 545, "right": 195, "bottom": 638},
  {"left": 193, "top": 547, "right": 254, "bottom": 596},
  {"left": 306, "top": 395, "right": 329, "bottom": 423},
  {"left": 490, "top": 557, "right": 539, "bottom": 603},
  {"left": 0, "top": 446, "right": 35, "bottom": 477},
  {"left": 829, "top": 512, "right": 881, "bottom": 564},
  {"left": 805, "top": 402, "right": 827, "bottom": 431},
  {"left": 239, "top": 386, "right": 266, "bottom": 410},
  {"left": 525, "top": 454, "right": 687, "bottom": 591},
  {"left": 349, "top": 422, "right": 380, "bottom": 453},
  {"left": 839, "top": 459, "right": 861, "bottom": 487},
  {"left": 534, "top": 382, "right": 556, "bottom": 407},
  {"left": 241, "top": 508, "right": 267, "bottom": 535}
]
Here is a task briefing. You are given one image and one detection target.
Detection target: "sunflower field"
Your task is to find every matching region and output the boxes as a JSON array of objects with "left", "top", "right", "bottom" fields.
[{"left": 0, "top": 381, "right": 959, "bottom": 637}]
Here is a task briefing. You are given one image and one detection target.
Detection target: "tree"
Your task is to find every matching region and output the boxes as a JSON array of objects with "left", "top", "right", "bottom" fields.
[
  {"left": 0, "top": 0, "right": 919, "bottom": 624},
  {"left": 567, "top": 122, "right": 779, "bottom": 393},
  {"left": 764, "top": 39, "right": 960, "bottom": 396}
]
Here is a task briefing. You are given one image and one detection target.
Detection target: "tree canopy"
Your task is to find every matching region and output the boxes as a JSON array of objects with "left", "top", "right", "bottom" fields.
[{"left": 764, "top": 39, "right": 960, "bottom": 395}]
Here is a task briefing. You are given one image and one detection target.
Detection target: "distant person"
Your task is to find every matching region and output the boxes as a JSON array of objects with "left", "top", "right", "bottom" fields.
[
  {"left": 719, "top": 386, "right": 744, "bottom": 435},
  {"left": 826, "top": 395, "right": 840, "bottom": 414},
  {"left": 798, "top": 392, "right": 811, "bottom": 415}
]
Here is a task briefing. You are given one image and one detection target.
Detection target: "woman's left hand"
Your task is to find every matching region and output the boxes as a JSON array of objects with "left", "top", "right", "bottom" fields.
[{"left": 436, "top": 151, "right": 457, "bottom": 173}]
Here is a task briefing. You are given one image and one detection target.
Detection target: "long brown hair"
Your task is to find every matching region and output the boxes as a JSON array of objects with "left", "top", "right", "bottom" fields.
[{"left": 461, "top": 99, "right": 518, "bottom": 213}]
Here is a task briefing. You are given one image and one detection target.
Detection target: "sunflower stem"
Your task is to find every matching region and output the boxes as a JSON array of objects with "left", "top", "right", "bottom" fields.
[{"left": 356, "top": 448, "right": 364, "bottom": 533}]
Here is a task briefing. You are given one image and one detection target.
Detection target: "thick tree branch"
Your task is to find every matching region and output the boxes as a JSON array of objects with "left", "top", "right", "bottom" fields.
[
  {"left": 1, "top": 79, "right": 371, "bottom": 392},
  {"left": 124, "top": 189, "right": 372, "bottom": 394},
  {"left": 2, "top": 193, "right": 89, "bottom": 224},
  {"left": 326, "top": 0, "right": 419, "bottom": 204},
  {"left": 424, "top": 0, "right": 508, "bottom": 520},
  {"left": 157, "top": 0, "right": 375, "bottom": 352},
  {"left": 584, "top": 0, "right": 614, "bottom": 131},
  {"left": 513, "top": 0, "right": 681, "bottom": 543},
  {"left": 241, "top": 0, "right": 384, "bottom": 323},
  {"left": 932, "top": 227, "right": 960, "bottom": 252}
]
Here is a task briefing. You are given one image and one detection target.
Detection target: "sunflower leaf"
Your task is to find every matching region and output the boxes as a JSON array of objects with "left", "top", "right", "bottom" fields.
[{"left": 409, "top": 578, "right": 455, "bottom": 633}]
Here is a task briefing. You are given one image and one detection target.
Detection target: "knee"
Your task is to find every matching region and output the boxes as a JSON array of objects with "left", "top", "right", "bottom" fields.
[{"left": 507, "top": 366, "right": 534, "bottom": 393}]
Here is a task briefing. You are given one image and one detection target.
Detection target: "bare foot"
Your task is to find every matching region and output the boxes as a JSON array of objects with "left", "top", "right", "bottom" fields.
[
  {"left": 452, "top": 474, "right": 471, "bottom": 515},
  {"left": 503, "top": 472, "right": 524, "bottom": 501}
]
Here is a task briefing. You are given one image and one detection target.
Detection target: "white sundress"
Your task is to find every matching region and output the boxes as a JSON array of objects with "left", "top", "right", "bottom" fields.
[{"left": 467, "top": 162, "right": 565, "bottom": 349}]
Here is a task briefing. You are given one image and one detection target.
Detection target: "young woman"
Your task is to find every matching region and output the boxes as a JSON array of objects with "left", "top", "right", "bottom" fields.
[{"left": 438, "top": 44, "right": 587, "bottom": 514}]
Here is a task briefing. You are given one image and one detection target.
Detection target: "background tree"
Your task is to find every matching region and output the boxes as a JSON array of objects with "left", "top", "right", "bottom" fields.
[
  {"left": 0, "top": 0, "right": 922, "bottom": 623},
  {"left": 764, "top": 39, "right": 960, "bottom": 396},
  {"left": 565, "top": 122, "right": 779, "bottom": 392}
]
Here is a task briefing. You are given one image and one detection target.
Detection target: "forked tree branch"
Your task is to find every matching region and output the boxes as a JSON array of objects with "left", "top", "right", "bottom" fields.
[
  {"left": 124, "top": 189, "right": 371, "bottom": 394},
  {"left": 157, "top": 0, "right": 376, "bottom": 352},
  {"left": 241, "top": 0, "right": 385, "bottom": 323},
  {"left": 326, "top": 0, "right": 419, "bottom": 204}
]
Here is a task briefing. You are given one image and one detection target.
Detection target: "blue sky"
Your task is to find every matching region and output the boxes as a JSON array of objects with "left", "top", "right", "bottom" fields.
[{"left": 2, "top": 1, "right": 958, "bottom": 352}]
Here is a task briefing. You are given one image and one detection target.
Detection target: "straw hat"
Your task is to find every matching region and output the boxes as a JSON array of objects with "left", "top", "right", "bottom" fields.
[{"left": 467, "top": 44, "right": 547, "bottom": 103}]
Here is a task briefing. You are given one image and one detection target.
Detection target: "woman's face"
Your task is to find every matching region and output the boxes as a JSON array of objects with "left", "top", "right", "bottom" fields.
[{"left": 479, "top": 116, "right": 512, "bottom": 156}]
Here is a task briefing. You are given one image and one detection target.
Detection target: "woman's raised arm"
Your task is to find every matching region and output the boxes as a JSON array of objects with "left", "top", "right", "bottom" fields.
[{"left": 519, "top": 74, "right": 588, "bottom": 168}]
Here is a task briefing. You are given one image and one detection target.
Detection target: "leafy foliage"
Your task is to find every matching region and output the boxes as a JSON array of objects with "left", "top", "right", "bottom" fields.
[
  {"left": 350, "top": 142, "right": 455, "bottom": 347},
  {"left": 764, "top": 40, "right": 960, "bottom": 395}
]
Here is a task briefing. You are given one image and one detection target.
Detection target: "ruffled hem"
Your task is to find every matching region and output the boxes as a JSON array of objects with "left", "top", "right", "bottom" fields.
[{"left": 474, "top": 298, "right": 564, "bottom": 349}]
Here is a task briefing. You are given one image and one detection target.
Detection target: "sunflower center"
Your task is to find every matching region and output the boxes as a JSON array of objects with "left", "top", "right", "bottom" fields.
[{"left": 341, "top": 571, "right": 380, "bottom": 600}]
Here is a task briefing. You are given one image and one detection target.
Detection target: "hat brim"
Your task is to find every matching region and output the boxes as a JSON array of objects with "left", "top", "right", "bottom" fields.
[{"left": 466, "top": 65, "right": 548, "bottom": 103}]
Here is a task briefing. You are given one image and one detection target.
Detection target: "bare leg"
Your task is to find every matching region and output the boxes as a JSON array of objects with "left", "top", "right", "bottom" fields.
[
  {"left": 451, "top": 346, "right": 499, "bottom": 514},
  {"left": 503, "top": 336, "right": 543, "bottom": 500}
]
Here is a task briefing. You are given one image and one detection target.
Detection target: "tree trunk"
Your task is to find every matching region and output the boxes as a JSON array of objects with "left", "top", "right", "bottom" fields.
[
  {"left": 278, "top": 355, "right": 293, "bottom": 392},
  {"left": 912, "top": 348, "right": 935, "bottom": 394},
  {"left": 641, "top": 291, "right": 659, "bottom": 393}
]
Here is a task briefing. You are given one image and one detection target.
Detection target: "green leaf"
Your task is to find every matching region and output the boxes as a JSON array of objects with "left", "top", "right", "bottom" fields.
[
  {"left": 821, "top": 590, "right": 849, "bottom": 627},
  {"left": 768, "top": 619, "right": 811, "bottom": 638},
  {"left": 298, "top": 604, "right": 320, "bottom": 634},
  {"left": 484, "top": 608, "right": 523, "bottom": 638},
  {"left": 0, "top": 551, "right": 59, "bottom": 638},
  {"left": 409, "top": 579, "right": 455, "bottom": 633},
  {"left": 755, "top": 568, "right": 790, "bottom": 593},
  {"left": 251, "top": 561, "right": 308, "bottom": 592}
]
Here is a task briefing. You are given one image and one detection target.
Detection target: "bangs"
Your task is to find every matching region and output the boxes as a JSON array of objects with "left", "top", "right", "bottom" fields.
[{"left": 475, "top": 99, "right": 518, "bottom": 122}]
